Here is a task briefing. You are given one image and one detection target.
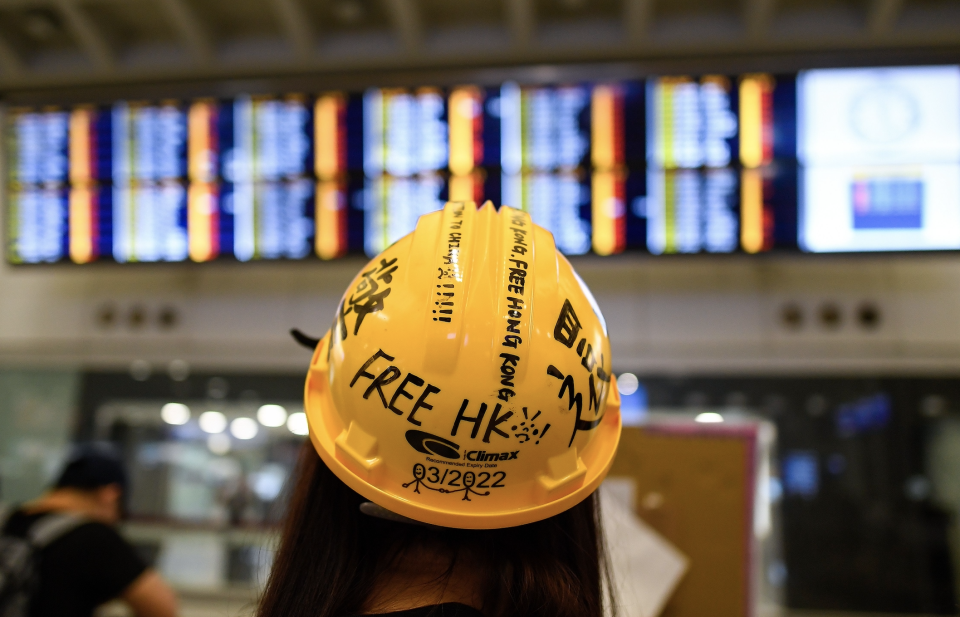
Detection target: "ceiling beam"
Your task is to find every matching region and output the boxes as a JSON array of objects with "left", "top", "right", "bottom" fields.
[
  {"left": 505, "top": 0, "right": 534, "bottom": 49},
  {"left": 55, "top": 0, "right": 114, "bottom": 72},
  {"left": 0, "top": 33, "right": 23, "bottom": 78},
  {"left": 867, "top": 0, "right": 903, "bottom": 37},
  {"left": 383, "top": 0, "right": 421, "bottom": 53},
  {"left": 270, "top": 0, "right": 315, "bottom": 60},
  {"left": 744, "top": 0, "right": 777, "bottom": 39},
  {"left": 156, "top": 0, "right": 214, "bottom": 66},
  {"left": 624, "top": 0, "right": 654, "bottom": 45}
]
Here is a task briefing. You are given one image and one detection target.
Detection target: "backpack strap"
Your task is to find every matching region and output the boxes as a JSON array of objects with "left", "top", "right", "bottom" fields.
[{"left": 26, "top": 513, "right": 88, "bottom": 549}]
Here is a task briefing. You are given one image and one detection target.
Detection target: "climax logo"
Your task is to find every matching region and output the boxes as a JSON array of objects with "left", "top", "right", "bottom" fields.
[
  {"left": 466, "top": 450, "right": 518, "bottom": 461},
  {"left": 405, "top": 430, "right": 461, "bottom": 460}
]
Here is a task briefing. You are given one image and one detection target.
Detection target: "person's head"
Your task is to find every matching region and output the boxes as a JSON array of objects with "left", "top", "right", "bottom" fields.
[
  {"left": 260, "top": 442, "right": 609, "bottom": 617},
  {"left": 52, "top": 443, "right": 127, "bottom": 524},
  {"left": 263, "top": 202, "right": 621, "bottom": 617}
]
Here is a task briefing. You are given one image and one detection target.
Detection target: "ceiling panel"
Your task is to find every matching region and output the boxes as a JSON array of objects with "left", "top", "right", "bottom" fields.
[
  {"left": 655, "top": 0, "right": 741, "bottom": 19},
  {"left": 0, "top": 0, "right": 956, "bottom": 91},
  {"left": 0, "top": 5, "right": 81, "bottom": 58},
  {"left": 898, "top": 0, "right": 960, "bottom": 31},
  {"left": 185, "top": 0, "right": 283, "bottom": 41},
  {"left": 535, "top": 0, "right": 622, "bottom": 23},
  {"left": 80, "top": 0, "right": 179, "bottom": 51},
  {"left": 778, "top": 0, "right": 863, "bottom": 11},
  {"left": 420, "top": 0, "right": 503, "bottom": 29},
  {"left": 301, "top": 0, "right": 392, "bottom": 35}
]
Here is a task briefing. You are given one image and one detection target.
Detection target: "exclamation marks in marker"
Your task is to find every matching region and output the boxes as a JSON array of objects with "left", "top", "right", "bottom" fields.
[{"left": 433, "top": 283, "right": 455, "bottom": 322}]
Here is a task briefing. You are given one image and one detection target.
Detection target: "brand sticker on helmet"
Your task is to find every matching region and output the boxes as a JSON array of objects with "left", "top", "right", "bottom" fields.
[
  {"left": 405, "top": 430, "right": 461, "bottom": 460},
  {"left": 465, "top": 450, "right": 518, "bottom": 461}
]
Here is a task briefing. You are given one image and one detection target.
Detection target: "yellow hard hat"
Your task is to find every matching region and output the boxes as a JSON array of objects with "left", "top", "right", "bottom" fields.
[{"left": 303, "top": 201, "right": 621, "bottom": 529}]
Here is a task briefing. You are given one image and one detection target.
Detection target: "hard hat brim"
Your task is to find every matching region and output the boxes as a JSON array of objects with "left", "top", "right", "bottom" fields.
[{"left": 304, "top": 332, "right": 623, "bottom": 530}]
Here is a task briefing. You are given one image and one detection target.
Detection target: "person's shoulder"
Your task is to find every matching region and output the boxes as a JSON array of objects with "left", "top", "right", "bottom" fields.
[
  {"left": 44, "top": 516, "right": 147, "bottom": 584},
  {"left": 46, "top": 517, "right": 128, "bottom": 552},
  {"left": 2, "top": 507, "right": 85, "bottom": 537},
  {"left": 59, "top": 518, "right": 124, "bottom": 541}
]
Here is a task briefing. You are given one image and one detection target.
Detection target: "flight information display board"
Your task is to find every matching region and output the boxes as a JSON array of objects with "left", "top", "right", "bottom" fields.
[
  {"left": 797, "top": 65, "right": 960, "bottom": 252},
  {"left": 5, "top": 63, "right": 959, "bottom": 264}
]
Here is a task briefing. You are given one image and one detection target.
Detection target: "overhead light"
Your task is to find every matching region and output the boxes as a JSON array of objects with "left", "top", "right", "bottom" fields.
[
  {"left": 251, "top": 463, "right": 287, "bottom": 501},
  {"left": 230, "top": 417, "right": 259, "bottom": 440},
  {"left": 167, "top": 359, "right": 190, "bottom": 382},
  {"left": 207, "top": 433, "right": 231, "bottom": 455},
  {"left": 695, "top": 412, "right": 724, "bottom": 424},
  {"left": 287, "top": 412, "right": 308, "bottom": 436},
  {"left": 257, "top": 404, "right": 288, "bottom": 427},
  {"left": 160, "top": 403, "right": 191, "bottom": 425},
  {"left": 199, "top": 410, "right": 227, "bottom": 434},
  {"left": 129, "top": 359, "right": 151, "bottom": 382},
  {"left": 617, "top": 373, "right": 639, "bottom": 396}
]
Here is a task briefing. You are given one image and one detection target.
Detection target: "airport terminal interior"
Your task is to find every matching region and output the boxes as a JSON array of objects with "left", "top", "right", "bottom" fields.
[{"left": 2, "top": 0, "right": 960, "bottom": 615}]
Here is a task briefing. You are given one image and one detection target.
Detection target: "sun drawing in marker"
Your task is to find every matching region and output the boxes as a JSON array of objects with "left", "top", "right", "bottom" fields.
[{"left": 512, "top": 407, "right": 549, "bottom": 444}]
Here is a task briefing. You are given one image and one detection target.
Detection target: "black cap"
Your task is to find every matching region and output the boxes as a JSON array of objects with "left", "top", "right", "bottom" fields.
[{"left": 54, "top": 443, "right": 128, "bottom": 493}]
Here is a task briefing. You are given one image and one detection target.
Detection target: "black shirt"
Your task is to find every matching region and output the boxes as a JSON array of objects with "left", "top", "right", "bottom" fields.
[
  {"left": 2, "top": 509, "right": 147, "bottom": 617},
  {"left": 343, "top": 604, "right": 484, "bottom": 617}
]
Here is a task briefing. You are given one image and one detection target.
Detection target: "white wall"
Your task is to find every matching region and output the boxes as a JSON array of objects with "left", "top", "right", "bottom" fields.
[{"left": 2, "top": 254, "right": 960, "bottom": 375}]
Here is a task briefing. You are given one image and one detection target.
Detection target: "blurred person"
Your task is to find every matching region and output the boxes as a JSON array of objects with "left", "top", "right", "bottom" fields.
[
  {"left": 226, "top": 474, "right": 255, "bottom": 527},
  {"left": 0, "top": 444, "right": 178, "bottom": 617},
  {"left": 260, "top": 202, "right": 622, "bottom": 617}
]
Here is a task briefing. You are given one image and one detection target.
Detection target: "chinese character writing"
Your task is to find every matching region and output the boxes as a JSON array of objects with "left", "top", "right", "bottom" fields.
[{"left": 336, "top": 257, "right": 398, "bottom": 340}]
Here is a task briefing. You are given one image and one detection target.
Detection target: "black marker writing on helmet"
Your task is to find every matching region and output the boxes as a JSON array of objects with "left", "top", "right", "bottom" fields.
[
  {"left": 334, "top": 257, "right": 399, "bottom": 346},
  {"left": 547, "top": 364, "right": 606, "bottom": 447},
  {"left": 550, "top": 298, "right": 612, "bottom": 447},
  {"left": 434, "top": 203, "right": 465, "bottom": 322},
  {"left": 499, "top": 212, "right": 529, "bottom": 402},
  {"left": 350, "top": 349, "right": 442, "bottom": 427},
  {"left": 499, "top": 353, "right": 519, "bottom": 391},
  {"left": 450, "top": 399, "right": 514, "bottom": 443}
]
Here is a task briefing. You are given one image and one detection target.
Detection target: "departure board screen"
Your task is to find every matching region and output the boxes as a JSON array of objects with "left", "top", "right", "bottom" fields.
[
  {"left": 5, "top": 63, "right": 959, "bottom": 264},
  {"left": 797, "top": 66, "right": 960, "bottom": 252}
]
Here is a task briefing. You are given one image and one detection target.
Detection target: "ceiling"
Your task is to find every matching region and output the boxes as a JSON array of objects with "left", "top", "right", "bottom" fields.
[{"left": 0, "top": 0, "right": 958, "bottom": 93}]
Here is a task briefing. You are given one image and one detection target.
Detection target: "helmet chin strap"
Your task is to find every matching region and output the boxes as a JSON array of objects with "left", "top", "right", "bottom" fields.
[
  {"left": 290, "top": 328, "right": 322, "bottom": 350},
  {"left": 359, "top": 502, "right": 433, "bottom": 527}
]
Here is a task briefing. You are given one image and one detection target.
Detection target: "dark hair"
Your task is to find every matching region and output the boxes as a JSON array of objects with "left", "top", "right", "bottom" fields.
[
  {"left": 258, "top": 443, "right": 614, "bottom": 617},
  {"left": 54, "top": 443, "right": 127, "bottom": 493}
]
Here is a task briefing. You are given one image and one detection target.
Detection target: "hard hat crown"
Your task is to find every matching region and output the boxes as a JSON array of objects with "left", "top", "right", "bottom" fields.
[{"left": 305, "top": 201, "right": 621, "bottom": 529}]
